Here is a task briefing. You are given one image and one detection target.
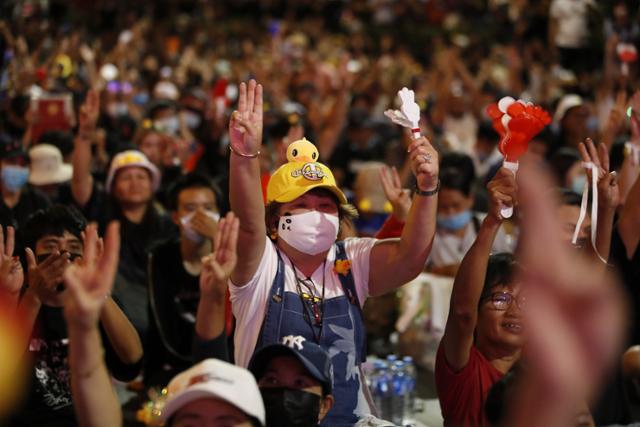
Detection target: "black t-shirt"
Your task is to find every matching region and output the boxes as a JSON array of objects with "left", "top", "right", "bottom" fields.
[
  {"left": 145, "top": 239, "right": 201, "bottom": 386},
  {"left": 79, "top": 183, "right": 178, "bottom": 338},
  {"left": 7, "top": 305, "right": 142, "bottom": 427},
  {"left": 0, "top": 185, "right": 51, "bottom": 231}
]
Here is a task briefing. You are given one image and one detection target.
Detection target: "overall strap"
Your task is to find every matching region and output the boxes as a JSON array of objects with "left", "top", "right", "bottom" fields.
[
  {"left": 334, "top": 240, "right": 367, "bottom": 363},
  {"left": 256, "top": 249, "right": 286, "bottom": 349}
]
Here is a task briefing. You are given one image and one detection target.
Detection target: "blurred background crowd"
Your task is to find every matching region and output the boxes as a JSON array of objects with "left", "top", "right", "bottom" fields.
[{"left": 1, "top": 0, "right": 640, "bottom": 426}]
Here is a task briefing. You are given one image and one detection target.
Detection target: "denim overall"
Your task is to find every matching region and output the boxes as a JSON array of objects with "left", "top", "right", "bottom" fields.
[{"left": 255, "top": 241, "right": 367, "bottom": 427}]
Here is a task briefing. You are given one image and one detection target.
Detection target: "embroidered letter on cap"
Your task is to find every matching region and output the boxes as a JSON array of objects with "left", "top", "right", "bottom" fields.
[{"left": 281, "top": 335, "right": 306, "bottom": 350}]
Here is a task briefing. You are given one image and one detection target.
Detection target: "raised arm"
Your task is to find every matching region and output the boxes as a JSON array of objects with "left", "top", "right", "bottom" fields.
[
  {"left": 316, "top": 56, "right": 353, "bottom": 160},
  {"left": 71, "top": 90, "right": 99, "bottom": 207},
  {"left": 619, "top": 92, "right": 640, "bottom": 204},
  {"left": 441, "top": 168, "right": 516, "bottom": 371},
  {"left": 193, "top": 212, "right": 238, "bottom": 362},
  {"left": 367, "top": 137, "right": 439, "bottom": 296},
  {"left": 228, "top": 80, "right": 266, "bottom": 286},
  {"left": 99, "top": 299, "right": 143, "bottom": 364},
  {"left": 64, "top": 222, "right": 122, "bottom": 427}
]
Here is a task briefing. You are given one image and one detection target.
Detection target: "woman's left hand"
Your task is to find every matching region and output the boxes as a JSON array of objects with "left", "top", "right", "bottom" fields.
[{"left": 408, "top": 136, "right": 439, "bottom": 192}]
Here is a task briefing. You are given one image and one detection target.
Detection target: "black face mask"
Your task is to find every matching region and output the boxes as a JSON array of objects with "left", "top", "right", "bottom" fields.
[{"left": 261, "top": 387, "right": 322, "bottom": 427}]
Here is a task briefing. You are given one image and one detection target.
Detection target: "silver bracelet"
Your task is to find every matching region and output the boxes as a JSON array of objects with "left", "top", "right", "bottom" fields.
[{"left": 229, "top": 145, "right": 260, "bottom": 159}]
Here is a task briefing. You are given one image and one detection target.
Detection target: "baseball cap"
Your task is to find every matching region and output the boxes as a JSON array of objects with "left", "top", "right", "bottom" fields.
[
  {"left": 553, "top": 94, "right": 584, "bottom": 124},
  {"left": 248, "top": 335, "right": 334, "bottom": 396},
  {"left": 160, "top": 358, "right": 265, "bottom": 425},
  {"left": 266, "top": 139, "right": 347, "bottom": 204},
  {"left": 105, "top": 150, "right": 161, "bottom": 193},
  {"left": 28, "top": 144, "right": 72, "bottom": 185}
]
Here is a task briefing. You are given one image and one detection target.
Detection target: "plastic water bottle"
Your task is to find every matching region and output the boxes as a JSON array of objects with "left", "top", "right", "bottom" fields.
[
  {"left": 390, "top": 361, "right": 407, "bottom": 425},
  {"left": 402, "top": 356, "right": 417, "bottom": 425},
  {"left": 371, "top": 360, "right": 393, "bottom": 421}
]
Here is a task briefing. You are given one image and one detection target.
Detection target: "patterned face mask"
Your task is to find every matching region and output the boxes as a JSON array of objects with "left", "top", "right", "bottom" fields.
[{"left": 278, "top": 211, "right": 339, "bottom": 255}]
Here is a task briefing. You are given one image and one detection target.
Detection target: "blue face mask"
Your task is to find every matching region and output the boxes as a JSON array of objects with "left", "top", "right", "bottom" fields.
[
  {"left": 1, "top": 165, "right": 29, "bottom": 192},
  {"left": 437, "top": 210, "right": 472, "bottom": 231},
  {"left": 570, "top": 174, "right": 587, "bottom": 195}
]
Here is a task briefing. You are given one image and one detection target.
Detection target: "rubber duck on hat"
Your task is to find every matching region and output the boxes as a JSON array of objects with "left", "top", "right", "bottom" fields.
[{"left": 286, "top": 137, "right": 319, "bottom": 163}]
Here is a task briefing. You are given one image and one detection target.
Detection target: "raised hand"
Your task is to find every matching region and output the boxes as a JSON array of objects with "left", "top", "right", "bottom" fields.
[
  {"left": 63, "top": 222, "right": 120, "bottom": 330},
  {"left": 516, "top": 164, "right": 626, "bottom": 410},
  {"left": 407, "top": 136, "right": 439, "bottom": 192},
  {"left": 25, "top": 248, "right": 70, "bottom": 304},
  {"left": 578, "top": 138, "right": 620, "bottom": 210},
  {"left": 603, "top": 90, "right": 627, "bottom": 145},
  {"left": 229, "top": 80, "right": 263, "bottom": 156},
  {"left": 0, "top": 226, "right": 23, "bottom": 299},
  {"left": 379, "top": 166, "right": 411, "bottom": 221},
  {"left": 78, "top": 89, "right": 100, "bottom": 139},
  {"left": 486, "top": 167, "right": 518, "bottom": 221},
  {"left": 199, "top": 212, "right": 239, "bottom": 299}
]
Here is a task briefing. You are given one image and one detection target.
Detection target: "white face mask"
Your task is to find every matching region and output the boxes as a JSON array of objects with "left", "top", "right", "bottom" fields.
[
  {"left": 180, "top": 210, "right": 220, "bottom": 244},
  {"left": 155, "top": 116, "right": 180, "bottom": 135},
  {"left": 278, "top": 211, "right": 339, "bottom": 255}
]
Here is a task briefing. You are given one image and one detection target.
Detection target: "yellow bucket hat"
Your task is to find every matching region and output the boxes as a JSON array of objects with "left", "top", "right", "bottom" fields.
[{"left": 266, "top": 138, "right": 347, "bottom": 204}]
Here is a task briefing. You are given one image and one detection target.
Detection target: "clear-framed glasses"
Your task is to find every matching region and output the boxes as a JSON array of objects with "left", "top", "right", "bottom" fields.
[{"left": 484, "top": 291, "right": 526, "bottom": 311}]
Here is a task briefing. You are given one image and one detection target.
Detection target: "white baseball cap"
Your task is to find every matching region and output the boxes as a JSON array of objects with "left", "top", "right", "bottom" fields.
[
  {"left": 105, "top": 150, "right": 161, "bottom": 193},
  {"left": 28, "top": 144, "right": 73, "bottom": 185},
  {"left": 553, "top": 94, "right": 584, "bottom": 124},
  {"left": 160, "top": 359, "right": 265, "bottom": 425}
]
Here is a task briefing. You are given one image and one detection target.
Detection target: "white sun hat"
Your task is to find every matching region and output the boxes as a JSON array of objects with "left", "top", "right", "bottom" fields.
[{"left": 28, "top": 144, "right": 73, "bottom": 185}]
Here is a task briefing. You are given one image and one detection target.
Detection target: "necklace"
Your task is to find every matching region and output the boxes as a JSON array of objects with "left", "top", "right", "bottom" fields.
[{"left": 289, "top": 258, "right": 326, "bottom": 343}]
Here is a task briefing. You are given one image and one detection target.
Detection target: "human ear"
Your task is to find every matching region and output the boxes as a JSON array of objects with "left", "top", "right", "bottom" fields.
[{"left": 318, "top": 394, "right": 334, "bottom": 422}]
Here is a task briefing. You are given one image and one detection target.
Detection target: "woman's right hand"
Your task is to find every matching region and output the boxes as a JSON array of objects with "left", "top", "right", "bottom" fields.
[{"left": 229, "top": 79, "right": 263, "bottom": 156}]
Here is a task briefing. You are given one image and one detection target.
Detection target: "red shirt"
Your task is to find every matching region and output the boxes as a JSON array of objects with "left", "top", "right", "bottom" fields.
[
  {"left": 435, "top": 343, "right": 504, "bottom": 427},
  {"left": 374, "top": 215, "right": 405, "bottom": 239}
]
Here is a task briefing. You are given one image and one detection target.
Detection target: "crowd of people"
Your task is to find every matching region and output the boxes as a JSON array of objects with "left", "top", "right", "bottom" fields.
[{"left": 0, "top": 0, "right": 640, "bottom": 426}]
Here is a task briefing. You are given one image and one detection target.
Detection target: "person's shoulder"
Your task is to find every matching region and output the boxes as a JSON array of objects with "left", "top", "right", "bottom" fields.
[
  {"left": 23, "top": 185, "right": 52, "bottom": 206},
  {"left": 149, "top": 237, "right": 180, "bottom": 260}
]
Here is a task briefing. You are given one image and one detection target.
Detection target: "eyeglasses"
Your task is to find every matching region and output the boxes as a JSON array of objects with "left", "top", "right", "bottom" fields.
[{"left": 483, "top": 291, "right": 526, "bottom": 311}]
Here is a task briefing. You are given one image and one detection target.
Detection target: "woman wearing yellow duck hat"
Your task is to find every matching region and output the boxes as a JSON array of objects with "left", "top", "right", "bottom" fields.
[{"left": 228, "top": 80, "right": 439, "bottom": 426}]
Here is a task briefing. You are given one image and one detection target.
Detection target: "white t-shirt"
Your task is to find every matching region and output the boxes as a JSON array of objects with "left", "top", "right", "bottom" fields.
[
  {"left": 550, "top": 0, "right": 595, "bottom": 48},
  {"left": 428, "top": 213, "right": 516, "bottom": 269},
  {"left": 229, "top": 237, "right": 377, "bottom": 368}
]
